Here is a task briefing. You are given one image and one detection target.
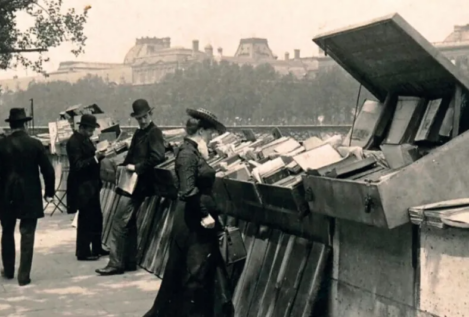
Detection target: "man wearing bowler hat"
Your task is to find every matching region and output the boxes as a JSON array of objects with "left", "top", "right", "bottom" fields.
[
  {"left": 66, "top": 114, "right": 109, "bottom": 261},
  {"left": 0, "top": 108, "right": 55, "bottom": 286},
  {"left": 96, "top": 99, "right": 166, "bottom": 276}
]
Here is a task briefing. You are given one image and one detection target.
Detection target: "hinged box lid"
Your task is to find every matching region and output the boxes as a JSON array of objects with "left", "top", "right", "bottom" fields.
[{"left": 313, "top": 13, "right": 469, "bottom": 101}]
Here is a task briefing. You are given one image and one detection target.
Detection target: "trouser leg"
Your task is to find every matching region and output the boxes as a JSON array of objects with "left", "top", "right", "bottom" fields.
[
  {"left": 76, "top": 209, "right": 92, "bottom": 257},
  {"left": 124, "top": 212, "right": 138, "bottom": 267},
  {"left": 18, "top": 219, "right": 37, "bottom": 283},
  {"left": 107, "top": 196, "right": 143, "bottom": 270},
  {"left": 88, "top": 193, "right": 104, "bottom": 255},
  {"left": 0, "top": 216, "right": 16, "bottom": 277}
]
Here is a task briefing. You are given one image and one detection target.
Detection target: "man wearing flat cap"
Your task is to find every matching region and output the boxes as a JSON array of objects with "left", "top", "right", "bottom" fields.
[
  {"left": 97, "top": 99, "right": 166, "bottom": 276},
  {"left": 0, "top": 108, "right": 55, "bottom": 286},
  {"left": 66, "top": 114, "right": 109, "bottom": 261}
]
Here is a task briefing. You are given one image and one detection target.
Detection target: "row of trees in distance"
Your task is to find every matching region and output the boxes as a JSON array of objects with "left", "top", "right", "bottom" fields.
[{"left": 0, "top": 60, "right": 374, "bottom": 126}]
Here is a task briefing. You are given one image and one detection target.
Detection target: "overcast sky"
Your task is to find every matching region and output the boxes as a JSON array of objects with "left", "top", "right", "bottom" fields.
[{"left": 1, "top": 0, "right": 468, "bottom": 79}]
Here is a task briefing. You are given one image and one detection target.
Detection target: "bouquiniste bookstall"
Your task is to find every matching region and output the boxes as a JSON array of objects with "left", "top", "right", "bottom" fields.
[
  {"left": 305, "top": 13, "right": 469, "bottom": 317},
  {"left": 96, "top": 13, "right": 469, "bottom": 317}
]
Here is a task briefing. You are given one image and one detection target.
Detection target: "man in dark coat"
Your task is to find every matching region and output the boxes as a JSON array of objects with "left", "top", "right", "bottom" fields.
[
  {"left": 0, "top": 108, "right": 55, "bottom": 286},
  {"left": 96, "top": 99, "right": 166, "bottom": 276},
  {"left": 66, "top": 114, "right": 109, "bottom": 261}
]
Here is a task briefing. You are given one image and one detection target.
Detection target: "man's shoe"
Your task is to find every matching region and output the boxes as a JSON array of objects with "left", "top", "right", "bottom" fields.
[
  {"left": 18, "top": 278, "right": 31, "bottom": 286},
  {"left": 77, "top": 255, "right": 100, "bottom": 261},
  {"left": 95, "top": 267, "right": 124, "bottom": 276},
  {"left": 1, "top": 268, "right": 14, "bottom": 279},
  {"left": 92, "top": 249, "right": 110, "bottom": 257}
]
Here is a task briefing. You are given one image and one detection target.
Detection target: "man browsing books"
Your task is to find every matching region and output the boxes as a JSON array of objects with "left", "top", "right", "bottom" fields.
[
  {"left": 66, "top": 114, "right": 109, "bottom": 261},
  {"left": 96, "top": 99, "right": 166, "bottom": 276}
]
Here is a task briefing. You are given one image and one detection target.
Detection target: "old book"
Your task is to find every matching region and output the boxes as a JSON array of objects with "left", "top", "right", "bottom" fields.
[
  {"left": 348, "top": 165, "right": 386, "bottom": 181},
  {"left": 284, "top": 146, "right": 305, "bottom": 157},
  {"left": 384, "top": 97, "right": 427, "bottom": 144},
  {"left": 96, "top": 140, "right": 110, "bottom": 153},
  {"left": 242, "top": 129, "right": 257, "bottom": 142},
  {"left": 302, "top": 137, "right": 323, "bottom": 151},
  {"left": 332, "top": 157, "right": 379, "bottom": 179},
  {"left": 343, "top": 95, "right": 397, "bottom": 148},
  {"left": 286, "top": 161, "right": 302, "bottom": 174},
  {"left": 262, "top": 168, "right": 290, "bottom": 185},
  {"left": 293, "top": 144, "right": 342, "bottom": 172},
  {"left": 310, "top": 155, "right": 359, "bottom": 176},
  {"left": 116, "top": 167, "right": 138, "bottom": 195},
  {"left": 258, "top": 137, "right": 290, "bottom": 159},
  {"left": 274, "top": 138, "right": 301, "bottom": 155},
  {"left": 380, "top": 144, "right": 421, "bottom": 169},
  {"left": 415, "top": 97, "right": 451, "bottom": 143},
  {"left": 439, "top": 99, "right": 455, "bottom": 138},
  {"left": 252, "top": 157, "right": 286, "bottom": 183},
  {"left": 225, "top": 164, "right": 251, "bottom": 181}
]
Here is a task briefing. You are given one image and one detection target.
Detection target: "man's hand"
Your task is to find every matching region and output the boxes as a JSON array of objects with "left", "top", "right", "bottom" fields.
[
  {"left": 44, "top": 196, "right": 54, "bottom": 203},
  {"left": 201, "top": 215, "right": 215, "bottom": 229},
  {"left": 96, "top": 151, "right": 106, "bottom": 160},
  {"left": 126, "top": 164, "right": 135, "bottom": 172}
]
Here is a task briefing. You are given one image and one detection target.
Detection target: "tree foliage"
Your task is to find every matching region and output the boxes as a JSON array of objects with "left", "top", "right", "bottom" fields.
[
  {"left": 0, "top": 0, "right": 89, "bottom": 75},
  {"left": 0, "top": 61, "right": 374, "bottom": 126}
]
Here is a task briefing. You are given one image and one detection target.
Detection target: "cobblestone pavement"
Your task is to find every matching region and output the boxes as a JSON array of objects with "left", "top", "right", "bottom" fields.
[{"left": 0, "top": 209, "right": 160, "bottom": 317}]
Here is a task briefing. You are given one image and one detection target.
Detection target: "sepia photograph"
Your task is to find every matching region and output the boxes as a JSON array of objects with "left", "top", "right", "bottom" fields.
[{"left": 0, "top": 0, "right": 469, "bottom": 316}]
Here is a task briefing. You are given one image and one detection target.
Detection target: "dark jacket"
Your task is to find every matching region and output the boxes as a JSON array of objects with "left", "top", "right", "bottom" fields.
[
  {"left": 0, "top": 130, "right": 55, "bottom": 219},
  {"left": 66, "top": 131, "right": 102, "bottom": 210},
  {"left": 123, "top": 122, "right": 166, "bottom": 197}
]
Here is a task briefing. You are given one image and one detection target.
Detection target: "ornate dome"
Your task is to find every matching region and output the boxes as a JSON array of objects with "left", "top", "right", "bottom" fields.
[{"left": 124, "top": 37, "right": 171, "bottom": 64}]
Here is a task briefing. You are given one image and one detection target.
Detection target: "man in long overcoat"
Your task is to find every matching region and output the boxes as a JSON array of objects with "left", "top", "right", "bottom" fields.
[
  {"left": 0, "top": 108, "right": 55, "bottom": 286},
  {"left": 96, "top": 99, "right": 166, "bottom": 276},
  {"left": 66, "top": 114, "right": 109, "bottom": 261}
]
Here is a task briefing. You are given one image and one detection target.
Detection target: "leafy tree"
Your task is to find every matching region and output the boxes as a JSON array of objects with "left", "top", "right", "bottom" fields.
[
  {"left": 0, "top": 0, "right": 89, "bottom": 75},
  {"left": 0, "top": 61, "right": 369, "bottom": 126}
]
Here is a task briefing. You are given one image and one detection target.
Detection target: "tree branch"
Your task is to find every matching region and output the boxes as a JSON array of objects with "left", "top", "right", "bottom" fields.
[{"left": 0, "top": 48, "right": 48, "bottom": 53}]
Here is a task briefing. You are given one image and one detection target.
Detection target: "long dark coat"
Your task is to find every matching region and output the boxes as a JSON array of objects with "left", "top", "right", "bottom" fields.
[
  {"left": 0, "top": 130, "right": 55, "bottom": 219},
  {"left": 122, "top": 122, "right": 166, "bottom": 197},
  {"left": 66, "top": 131, "right": 102, "bottom": 210}
]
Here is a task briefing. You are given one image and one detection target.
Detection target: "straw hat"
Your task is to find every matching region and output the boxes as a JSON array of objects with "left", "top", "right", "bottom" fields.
[{"left": 186, "top": 108, "right": 226, "bottom": 134}]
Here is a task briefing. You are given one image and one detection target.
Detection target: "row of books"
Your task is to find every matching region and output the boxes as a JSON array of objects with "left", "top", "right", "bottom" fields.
[
  {"left": 409, "top": 199, "right": 469, "bottom": 229},
  {"left": 153, "top": 128, "right": 397, "bottom": 190},
  {"left": 345, "top": 94, "right": 461, "bottom": 170}
]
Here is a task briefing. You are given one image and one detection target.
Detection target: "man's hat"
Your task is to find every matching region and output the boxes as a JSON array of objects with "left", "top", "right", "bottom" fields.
[
  {"left": 130, "top": 99, "right": 154, "bottom": 118},
  {"left": 78, "top": 114, "right": 100, "bottom": 128},
  {"left": 5, "top": 108, "right": 32, "bottom": 123},
  {"left": 186, "top": 108, "right": 226, "bottom": 134}
]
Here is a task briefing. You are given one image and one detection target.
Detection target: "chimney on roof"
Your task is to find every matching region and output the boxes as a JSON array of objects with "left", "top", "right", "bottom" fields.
[
  {"left": 285, "top": 52, "right": 290, "bottom": 60},
  {"left": 294, "top": 49, "right": 300, "bottom": 59},
  {"left": 217, "top": 47, "right": 223, "bottom": 56},
  {"left": 192, "top": 40, "right": 199, "bottom": 52}
]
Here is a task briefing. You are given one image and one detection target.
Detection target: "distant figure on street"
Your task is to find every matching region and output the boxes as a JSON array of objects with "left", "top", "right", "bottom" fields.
[
  {"left": 0, "top": 108, "right": 55, "bottom": 286},
  {"left": 66, "top": 114, "right": 109, "bottom": 261},
  {"left": 96, "top": 99, "right": 166, "bottom": 276}
]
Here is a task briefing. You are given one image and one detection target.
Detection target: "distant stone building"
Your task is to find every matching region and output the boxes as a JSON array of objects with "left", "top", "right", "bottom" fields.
[
  {"left": 2, "top": 25, "right": 469, "bottom": 92},
  {"left": 0, "top": 36, "right": 319, "bottom": 91},
  {"left": 434, "top": 24, "right": 469, "bottom": 74}
]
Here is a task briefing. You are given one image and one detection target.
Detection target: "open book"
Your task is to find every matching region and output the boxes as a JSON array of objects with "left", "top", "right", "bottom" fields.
[{"left": 116, "top": 166, "right": 138, "bottom": 195}]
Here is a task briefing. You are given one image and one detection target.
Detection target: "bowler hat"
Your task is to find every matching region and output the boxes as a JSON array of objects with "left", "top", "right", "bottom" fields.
[
  {"left": 5, "top": 108, "right": 32, "bottom": 123},
  {"left": 130, "top": 99, "right": 154, "bottom": 118},
  {"left": 78, "top": 114, "right": 100, "bottom": 128},
  {"left": 186, "top": 108, "right": 226, "bottom": 134}
]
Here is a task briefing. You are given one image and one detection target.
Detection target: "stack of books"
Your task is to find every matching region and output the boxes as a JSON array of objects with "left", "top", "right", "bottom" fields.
[{"left": 409, "top": 198, "right": 469, "bottom": 228}]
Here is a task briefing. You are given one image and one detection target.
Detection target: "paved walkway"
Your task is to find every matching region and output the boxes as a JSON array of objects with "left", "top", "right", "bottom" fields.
[{"left": 0, "top": 209, "right": 160, "bottom": 317}]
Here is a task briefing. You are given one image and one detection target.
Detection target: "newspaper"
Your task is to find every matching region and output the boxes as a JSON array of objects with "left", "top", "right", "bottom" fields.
[{"left": 116, "top": 166, "right": 138, "bottom": 195}]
